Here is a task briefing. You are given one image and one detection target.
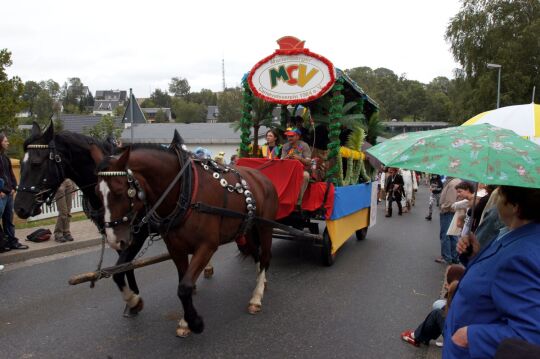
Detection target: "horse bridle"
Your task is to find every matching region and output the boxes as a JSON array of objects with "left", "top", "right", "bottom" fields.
[
  {"left": 18, "top": 141, "right": 66, "bottom": 206},
  {"left": 97, "top": 168, "right": 147, "bottom": 230},
  {"left": 98, "top": 154, "right": 193, "bottom": 233}
]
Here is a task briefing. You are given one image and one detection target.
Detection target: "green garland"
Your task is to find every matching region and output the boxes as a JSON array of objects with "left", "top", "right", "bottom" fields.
[
  {"left": 239, "top": 80, "right": 253, "bottom": 157},
  {"left": 325, "top": 79, "right": 345, "bottom": 186}
]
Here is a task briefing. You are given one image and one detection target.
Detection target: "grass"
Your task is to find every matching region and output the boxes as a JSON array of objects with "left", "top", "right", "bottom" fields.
[{"left": 14, "top": 212, "right": 89, "bottom": 229}]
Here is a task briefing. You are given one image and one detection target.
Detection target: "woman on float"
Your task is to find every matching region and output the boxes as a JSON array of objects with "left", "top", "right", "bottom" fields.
[{"left": 260, "top": 129, "right": 281, "bottom": 159}]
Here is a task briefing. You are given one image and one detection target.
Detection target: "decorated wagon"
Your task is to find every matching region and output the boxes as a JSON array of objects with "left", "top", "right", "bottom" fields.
[{"left": 237, "top": 36, "right": 380, "bottom": 265}]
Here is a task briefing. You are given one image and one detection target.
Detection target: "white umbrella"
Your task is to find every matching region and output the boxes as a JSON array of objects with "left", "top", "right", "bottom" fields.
[{"left": 462, "top": 103, "right": 540, "bottom": 144}]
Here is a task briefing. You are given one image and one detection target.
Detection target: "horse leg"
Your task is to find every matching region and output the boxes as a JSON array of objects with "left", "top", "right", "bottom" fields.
[
  {"left": 176, "top": 243, "right": 216, "bottom": 336},
  {"left": 248, "top": 226, "right": 272, "bottom": 315},
  {"left": 113, "top": 235, "right": 146, "bottom": 318}
]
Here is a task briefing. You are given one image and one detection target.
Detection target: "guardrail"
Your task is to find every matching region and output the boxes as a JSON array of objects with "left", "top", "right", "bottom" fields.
[{"left": 28, "top": 190, "right": 84, "bottom": 221}]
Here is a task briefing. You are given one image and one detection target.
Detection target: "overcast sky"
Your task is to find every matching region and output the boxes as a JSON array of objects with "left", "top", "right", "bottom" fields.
[{"left": 2, "top": 0, "right": 462, "bottom": 98}]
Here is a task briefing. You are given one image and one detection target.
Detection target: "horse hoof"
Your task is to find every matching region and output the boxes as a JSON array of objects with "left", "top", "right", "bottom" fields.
[
  {"left": 204, "top": 266, "right": 214, "bottom": 279},
  {"left": 176, "top": 326, "right": 191, "bottom": 338},
  {"left": 123, "top": 297, "right": 144, "bottom": 318},
  {"left": 247, "top": 303, "right": 261, "bottom": 315}
]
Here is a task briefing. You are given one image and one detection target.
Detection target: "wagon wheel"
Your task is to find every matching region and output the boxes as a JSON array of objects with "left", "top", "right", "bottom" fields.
[
  {"left": 321, "top": 228, "right": 335, "bottom": 266},
  {"left": 356, "top": 227, "right": 368, "bottom": 241}
]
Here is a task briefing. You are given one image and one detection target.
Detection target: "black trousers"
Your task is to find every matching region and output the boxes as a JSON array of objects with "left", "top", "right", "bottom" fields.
[
  {"left": 386, "top": 192, "right": 403, "bottom": 215},
  {"left": 414, "top": 308, "right": 445, "bottom": 344}
]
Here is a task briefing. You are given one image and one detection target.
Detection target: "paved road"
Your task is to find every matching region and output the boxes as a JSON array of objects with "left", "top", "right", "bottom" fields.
[{"left": 0, "top": 188, "right": 445, "bottom": 359}]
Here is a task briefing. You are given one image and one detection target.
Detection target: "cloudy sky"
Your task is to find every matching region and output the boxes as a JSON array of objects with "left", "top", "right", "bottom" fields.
[{"left": 2, "top": 0, "right": 462, "bottom": 97}]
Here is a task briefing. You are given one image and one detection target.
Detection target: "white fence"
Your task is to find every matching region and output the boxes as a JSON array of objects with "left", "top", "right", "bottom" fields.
[{"left": 27, "top": 189, "right": 84, "bottom": 221}]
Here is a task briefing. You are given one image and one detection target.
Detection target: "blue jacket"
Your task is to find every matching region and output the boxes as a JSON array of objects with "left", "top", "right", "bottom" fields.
[{"left": 443, "top": 222, "right": 540, "bottom": 358}]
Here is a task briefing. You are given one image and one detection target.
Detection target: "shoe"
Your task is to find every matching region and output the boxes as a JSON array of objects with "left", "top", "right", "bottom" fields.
[
  {"left": 401, "top": 330, "right": 420, "bottom": 347},
  {"left": 434, "top": 257, "right": 446, "bottom": 264},
  {"left": 0, "top": 264, "right": 4, "bottom": 271},
  {"left": 63, "top": 234, "right": 74, "bottom": 242},
  {"left": 55, "top": 236, "right": 67, "bottom": 243},
  {"left": 10, "top": 242, "right": 29, "bottom": 250},
  {"left": 425, "top": 215, "right": 432, "bottom": 221},
  {"left": 0, "top": 246, "right": 11, "bottom": 253},
  {"left": 385, "top": 214, "right": 391, "bottom": 217}
]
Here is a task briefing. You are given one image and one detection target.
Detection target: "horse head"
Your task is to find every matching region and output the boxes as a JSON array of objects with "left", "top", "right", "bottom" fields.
[
  {"left": 15, "top": 120, "right": 65, "bottom": 218},
  {"left": 97, "top": 147, "right": 145, "bottom": 250}
]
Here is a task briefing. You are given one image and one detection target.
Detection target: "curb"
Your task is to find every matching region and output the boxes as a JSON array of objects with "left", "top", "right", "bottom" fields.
[{"left": 0, "top": 237, "right": 102, "bottom": 264}]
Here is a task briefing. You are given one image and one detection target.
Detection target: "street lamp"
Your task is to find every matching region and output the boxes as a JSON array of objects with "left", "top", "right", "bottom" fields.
[{"left": 487, "top": 63, "right": 502, "bottom": 108}]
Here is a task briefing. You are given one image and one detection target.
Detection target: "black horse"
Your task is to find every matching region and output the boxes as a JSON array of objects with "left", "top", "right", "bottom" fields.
[{"left": 14, "top": 122, "right": 146, "bottom": 317}]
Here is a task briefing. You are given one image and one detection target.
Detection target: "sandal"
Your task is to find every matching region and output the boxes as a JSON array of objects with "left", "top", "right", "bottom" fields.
[{"left": 401, "top": 330, "right": 420, "bottom": 347}]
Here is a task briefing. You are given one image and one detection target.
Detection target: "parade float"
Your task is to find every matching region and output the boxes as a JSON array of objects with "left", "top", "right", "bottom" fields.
[{"left": 238, "top": 36, "right": 380, "bottom": 265}]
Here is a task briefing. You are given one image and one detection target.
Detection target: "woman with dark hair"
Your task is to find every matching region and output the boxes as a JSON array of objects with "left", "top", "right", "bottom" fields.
[
  {"left": 447, "top": 185, "right": 540, "bottom": 358},
  {"left": 260, "top": 129, "right": 281, "bottom": 160},
  {"left": 0, "top": 133, "right": 28, "bottom": 250}
]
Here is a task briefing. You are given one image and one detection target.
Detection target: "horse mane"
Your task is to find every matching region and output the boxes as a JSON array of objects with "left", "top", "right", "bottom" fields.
[
  {"left": 24, "top": 130, "right": 116, "bottom": 155},
  {"left": 96, "top": 143, "right": 177, "bottom": 172}
]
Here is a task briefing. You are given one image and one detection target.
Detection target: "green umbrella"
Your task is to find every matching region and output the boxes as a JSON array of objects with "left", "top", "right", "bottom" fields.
[{"left": 366, "top": 123, "right": 540, "bottom": 188}]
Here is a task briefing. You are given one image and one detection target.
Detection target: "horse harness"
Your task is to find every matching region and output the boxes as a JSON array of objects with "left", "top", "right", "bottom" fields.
[{"left": 97, "top": 149, "right": 258, "bottom": 243}]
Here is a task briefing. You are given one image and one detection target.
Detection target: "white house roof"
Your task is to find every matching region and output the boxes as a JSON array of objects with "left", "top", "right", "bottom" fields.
[{"left": 121, "top": 122, "right": 267, "bottom": 145}]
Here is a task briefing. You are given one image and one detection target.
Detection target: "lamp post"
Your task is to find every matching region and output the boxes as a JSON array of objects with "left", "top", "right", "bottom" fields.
[{"left": 487, "top": 63, "right": 501, "bottom": 108}]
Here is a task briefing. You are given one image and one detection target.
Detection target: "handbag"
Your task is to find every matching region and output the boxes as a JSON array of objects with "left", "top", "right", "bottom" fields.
[{"left": 26, "top": 228, "right": 52, "bottom": 243}]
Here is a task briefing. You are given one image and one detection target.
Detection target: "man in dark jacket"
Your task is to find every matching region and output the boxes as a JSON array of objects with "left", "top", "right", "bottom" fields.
[
  {"left": 385, "top": 167, "right": 404, "bottom": 217},
  {"left": 0, "top": 133, "right": 28, "bottom": 250}
]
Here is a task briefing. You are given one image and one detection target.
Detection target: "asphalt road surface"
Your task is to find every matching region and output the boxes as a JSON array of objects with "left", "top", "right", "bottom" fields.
[{"left": 0, "top": 188, "right": 445, "bottom": 359}]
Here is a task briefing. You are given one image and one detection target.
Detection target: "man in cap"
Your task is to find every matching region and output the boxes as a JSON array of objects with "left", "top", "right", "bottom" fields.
[{"left": 281, "top": 127, "right": 312, "bottom": 209}]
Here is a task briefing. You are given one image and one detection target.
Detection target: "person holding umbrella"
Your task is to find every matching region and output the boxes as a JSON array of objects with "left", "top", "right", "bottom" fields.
[{"left": 445, "top": 185, "right": 540, "bottom": 358}]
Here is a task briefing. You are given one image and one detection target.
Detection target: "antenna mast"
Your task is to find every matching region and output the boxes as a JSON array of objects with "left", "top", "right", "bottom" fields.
[{"left": 222, "top": 58, "right": 226, "bottom": 91}]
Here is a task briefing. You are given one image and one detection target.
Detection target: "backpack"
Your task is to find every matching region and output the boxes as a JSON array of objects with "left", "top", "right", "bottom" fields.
[{"left": 26, "top": 228, "right": 52, "bottom": 243}]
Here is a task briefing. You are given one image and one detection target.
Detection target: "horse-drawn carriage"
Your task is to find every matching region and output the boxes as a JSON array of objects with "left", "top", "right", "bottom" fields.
[
  {"left": 236, "top": 36, "right": 379, "bottom": 265},
  {"left": 14, "top": 36, "right": 379, "bottom": 337}
]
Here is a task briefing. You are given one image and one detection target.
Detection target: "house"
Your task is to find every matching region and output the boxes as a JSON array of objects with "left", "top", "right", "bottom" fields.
[
  {"left": 93, "top": 90, "right": 127, "bottom": 116},
  {"left": 120, "top": 122, "right": 267, "bottom": 163},
  {"left": 141, "top": 108, "right": 172, "bottom": 123},
  {"left": 54, "top": 114, "right": 121, "bottom": 134}
]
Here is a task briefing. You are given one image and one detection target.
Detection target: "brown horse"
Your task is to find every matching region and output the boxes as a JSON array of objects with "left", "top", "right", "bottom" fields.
[{"left": 95, "top": 144, "right": 278, "bottom": 337}]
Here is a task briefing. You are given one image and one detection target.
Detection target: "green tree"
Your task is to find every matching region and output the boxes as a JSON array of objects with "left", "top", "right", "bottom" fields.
[
  {"left": 169, "top": 77, "right": 190, "bottom": 98},
  {"left": 85, "top": 114, "right": 121, "bottom": 140},
  {"left": 190, "top": 88, "right": 218, "bottom": 105},
  {"left": 249, "top": 98, "right": 277, "bottom": 154},
  {"left": 217, "top": 87, "right": 243, "bottom": 123},
  {"left": 140, "top": 99, "right": 156, "bottom": 108},
  {"left": 153, "top": 109, "right": 170, "bottom": 123},
  {"left": 0, "top": 49, "right": 24, "bottom": 131},
  {"left": 22, "top": 79, "right": 62, "bottom": 123},
  {"left": 171, "top": 98, "right": 206, "bottom": 123},
  {"left": 61, "top": 77, "right": 88, "bottom": 114},
  {"left": 114, "top": 105, "right": 125, "bottom": 116},
  {"left": 150, "top": 88, "right": 172, "bottom": 108},
  {"left": 446, "top": 0, "right": 540, "bottom": 118}
]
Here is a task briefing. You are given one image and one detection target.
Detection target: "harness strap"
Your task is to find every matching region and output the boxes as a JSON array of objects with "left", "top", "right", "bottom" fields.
[{"left": 138, "top": 156, "right": 192, "bottom": 227}]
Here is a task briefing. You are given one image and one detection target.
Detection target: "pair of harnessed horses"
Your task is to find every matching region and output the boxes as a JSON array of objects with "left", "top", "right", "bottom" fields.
[{"left": 15, "top": 122, "right": 278, "bottom": 337}]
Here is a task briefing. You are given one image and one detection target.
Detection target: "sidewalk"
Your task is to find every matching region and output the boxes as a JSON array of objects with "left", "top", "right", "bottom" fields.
[{"left": 0, "top": 219, "right": 102, "bottom": 264}]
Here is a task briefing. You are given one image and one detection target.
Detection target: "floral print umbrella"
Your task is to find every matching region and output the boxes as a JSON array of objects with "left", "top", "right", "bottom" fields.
[{"left": 366, "top": 124, "right": 540, "bottom": 189}]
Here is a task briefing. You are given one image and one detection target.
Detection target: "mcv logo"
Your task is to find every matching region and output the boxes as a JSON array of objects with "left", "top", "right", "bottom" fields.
[{"left": 270, "top": 64, "right": 318, "bottom": 88}]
